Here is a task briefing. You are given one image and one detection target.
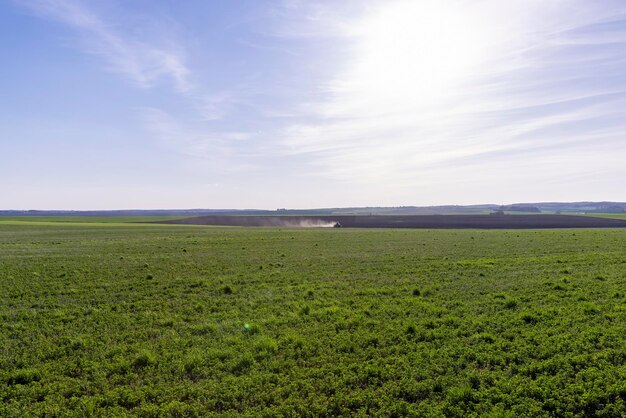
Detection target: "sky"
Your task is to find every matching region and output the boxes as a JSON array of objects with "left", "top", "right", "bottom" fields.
[{"left": 1, "top": 0, "right": 626, "bottom": 210}]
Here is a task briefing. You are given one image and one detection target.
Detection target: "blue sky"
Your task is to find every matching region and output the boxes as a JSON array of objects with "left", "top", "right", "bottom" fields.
[{"left": 2, "top": 0, "right": 625, "bottom": 209}]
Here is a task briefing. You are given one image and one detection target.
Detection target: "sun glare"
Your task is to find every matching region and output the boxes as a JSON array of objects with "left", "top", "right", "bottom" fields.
[{"left": 338, "top": 1, "right": 492, "bottom": 111}]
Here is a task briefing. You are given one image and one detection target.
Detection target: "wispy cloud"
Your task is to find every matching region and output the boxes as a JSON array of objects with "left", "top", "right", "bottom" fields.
[
  {"left": 195, "top": 93, "right": 242, "bottom": 122},
  {"left": 16, "top": 0, "right": 269, "bottom": 163},
  {"left": 17, "top": 0, "right": 191, "bottom": 93},
  {"left": 11, "top": 0, "right": 626, "bottom": 204},
  {"left": 278, "top": 0, "right": 626, "bottom": 195},
  {"left": 140, "top": 107, "right": 259, "bottom": 171}
]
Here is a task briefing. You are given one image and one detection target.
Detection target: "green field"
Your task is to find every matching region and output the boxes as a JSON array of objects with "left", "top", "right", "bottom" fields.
[
  {"left": 0, "top": 216, "right": 186, "bottom": 224},
  {"left": 1, "top": 223, "right": 626, "bottom": 416},
  {"left": 582, "top": 214, "right": 626, "bottom": 220}
]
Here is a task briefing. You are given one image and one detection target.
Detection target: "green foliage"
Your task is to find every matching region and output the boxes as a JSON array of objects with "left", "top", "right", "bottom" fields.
[
  {"left": 0, "top": 216, "right": 185, "bottom": 223},
  {"left": 132, "top": 350, "right": 157, "bottom": 370},
  {"left": 1, "top": 223, "right": 626, "bottom": 415}
]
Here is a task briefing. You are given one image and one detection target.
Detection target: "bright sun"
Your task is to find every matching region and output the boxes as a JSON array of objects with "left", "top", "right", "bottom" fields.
[{"left": 338, "top": 1, "right": 492, "bottom": 110}]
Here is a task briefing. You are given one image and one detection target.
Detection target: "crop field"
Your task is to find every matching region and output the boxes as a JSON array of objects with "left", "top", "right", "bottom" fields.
[
  {"left": 1, "top": 222, "right": 626, "bottom": 416},
  {"left": 0, "top": 216, "right": 186, "bottom": 224},
  {"left": 583, "top": 214, "right": 626, "bottom": 220}
]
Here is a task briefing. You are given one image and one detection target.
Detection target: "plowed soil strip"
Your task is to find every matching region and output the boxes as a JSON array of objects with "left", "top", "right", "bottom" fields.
[{"left": 159, "top": 214, "right": 626, "bottom": 229}]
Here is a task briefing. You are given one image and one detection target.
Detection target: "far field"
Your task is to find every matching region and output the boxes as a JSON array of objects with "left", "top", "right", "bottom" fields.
[
  {"left": 1, "top": 222, "right": 626, "bottom": 416},
  {"left": 583, "top": 213, "right": 626, "bottom": 220},
  {"left": 162, "top": 214, "right": 626, "bottom": 229},
  {"left": 0, "top": 216, "right": 185, "bottom": 224}
]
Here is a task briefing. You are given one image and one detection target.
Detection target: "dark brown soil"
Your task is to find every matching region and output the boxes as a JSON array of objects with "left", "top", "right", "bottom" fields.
[{"left": 159, "top": 214, "right": 626, "bottom": 229}]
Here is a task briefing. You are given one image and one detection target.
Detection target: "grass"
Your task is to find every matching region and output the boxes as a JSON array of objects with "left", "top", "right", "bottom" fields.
[
  {"left": 1, "top": 222, "right": 626, "bottom": 416},
  {"left": 0, "top": 216, "right": 186, "bottom": 224},
  {"left": 581, "top": 213, "right": 626, "bottom": 220}
]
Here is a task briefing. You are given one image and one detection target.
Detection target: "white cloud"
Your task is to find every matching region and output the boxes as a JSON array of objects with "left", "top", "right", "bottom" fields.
[
  {"left": 18, "top": 0, "right": 263, "bottom": 162},
  {"left": 139, "top": 107, "right": 256, "bottom": 169},
  {"left": 18, "top": 0, "right": 191, "bottom": 93},
  {"left": 195, "top": 93, "right": 240, "bottom": 122},
  {"left": 279, "top": 0, "right": 626, "bottom": 196},
  {"left": 13, "top": 0, "right": 626, "bottom": 205}
]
